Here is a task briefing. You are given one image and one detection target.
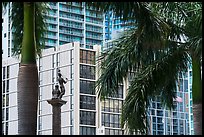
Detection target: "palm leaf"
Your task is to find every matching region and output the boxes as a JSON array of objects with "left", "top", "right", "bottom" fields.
[
  {"left": 34, "top": 2, "right": 49, "bottom": 57},
  {"left": 121, "top": 45, "right": 189, "bottom": 133},
  {"left": 96, "top": 16, "right": 170, "bottom": 99},
  {"left": 10, "top": 2, "right": 48, "bottom": 58}
]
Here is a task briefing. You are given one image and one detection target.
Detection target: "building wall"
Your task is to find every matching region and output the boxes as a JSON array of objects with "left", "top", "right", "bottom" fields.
[
  {"left": 2, "top": 4, "right": 10, "bottom": 58},
  {"left": 2, "top": 42, "right": 102, "bottom": 135},
  {"left": 2, "top": 57, "right": 19, "bottom": 135},
  {"left": 37, "top": 42, "right": 101, "bottom": 135}
]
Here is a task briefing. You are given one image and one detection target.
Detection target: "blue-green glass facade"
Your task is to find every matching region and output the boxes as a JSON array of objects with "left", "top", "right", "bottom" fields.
[{"left": 44, "top": 2, "right": 104, "bottom": 49}]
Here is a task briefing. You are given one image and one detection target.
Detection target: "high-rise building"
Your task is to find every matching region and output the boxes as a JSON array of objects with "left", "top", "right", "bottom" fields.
[
  {"left": 147, "top": 69, "right": 194, "bottom": 135},
  {"left": 2, "top": 2, "right": 105, "bottom": 59},
  {"left": 104, "top": 11, "right": 133, "bottom": 42}
]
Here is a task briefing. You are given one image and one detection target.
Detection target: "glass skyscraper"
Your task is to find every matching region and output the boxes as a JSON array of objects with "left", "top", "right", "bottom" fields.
[
  {"left": 104, "top": 14, "right": 194, "bottom": 134},
  {"left": 2, "top": 2, "right": 104, "bottom": 59}
]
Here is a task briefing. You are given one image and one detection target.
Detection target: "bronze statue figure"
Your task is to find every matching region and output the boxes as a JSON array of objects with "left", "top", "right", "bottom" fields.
[
  {"left": 57, "top": 70, "right": 68, "bottom": 99},
  {"left": 52, "top": 85, "right": 60, "bottom": 99}
]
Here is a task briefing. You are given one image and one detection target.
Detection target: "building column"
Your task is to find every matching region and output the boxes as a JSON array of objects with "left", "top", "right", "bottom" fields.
[{"left": 47, "top": 98, "right": 67, "bottom": 135}]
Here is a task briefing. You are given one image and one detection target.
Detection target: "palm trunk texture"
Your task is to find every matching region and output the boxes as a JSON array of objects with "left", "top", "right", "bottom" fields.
[
  {"left": 192, "top": 56, "right": 202, "bottom": 135},
  {"left": 193, "top": 103, "right": 202, "bottom": 135},
  {"left": 17, "top": 64, "right": 38, "bottom": 135}
]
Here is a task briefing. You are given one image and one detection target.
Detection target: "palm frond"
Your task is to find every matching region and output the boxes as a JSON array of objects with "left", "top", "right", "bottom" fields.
[
  {"left": 185, "top": 5, "right": 202, "bottom": 59},
  {"left": 121, "top": 82, "right": 150, "bottom": 135},
  {"left": 11, "top": 2, "right": 48, "bottom": 57},
  {"left": 11, "top": 2, "right": 24, "bottom": 57},
  {"left": 35, "top": 2, "right": 49, "bottom": 58},
  {"left": 121, "top": 45, "right": 189, "bottom": 133},
  {"left": 96, "top": 16, "right": 170, "bottom": 99}
]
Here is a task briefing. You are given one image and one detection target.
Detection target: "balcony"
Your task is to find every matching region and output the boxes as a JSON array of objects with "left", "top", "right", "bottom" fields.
[
  {"left": 46, "top": 20, "right": 57, "bottom": 25},
  {"left": 59, "top": 22, "right": 83, "bottom": 30},
  {"left": 86, "top": 28, "right": 103, "bottom": 33},
  {"left": 59, "top": 30, "right": 83, "bottom": 37},
  {"left": 86, "top": 35, "right": 102, "bottom": 40},
  {"left": 60, "top": 2, "right": 82, "bottom": 8},
  {"left": 49, "top": 4, "right": 57, "bottom": 10},
  {"left": 86, "top": 17, "right": 103, "bottom": 25},
  {"left": 45, "top": 42, "right": 56, "bottom": 47},
  {"left": 46, "top": 35, "right": 57, "bottom": 40},
  {"left": 86, "top": 12, "right": 102, "bottom": 19},
  {"left": 59, "top": 13, "right": 84, "bottom": 21},
  {"left": 48, "top": 12, "right": 57, "bottom": 17},
  {"left": 47, "top": 27, "right": 57, "bottom": 32}
]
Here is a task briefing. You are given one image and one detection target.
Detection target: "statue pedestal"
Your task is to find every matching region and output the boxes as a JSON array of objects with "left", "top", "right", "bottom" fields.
[{"left": 47, "top": 98, "right": 67, "bottom": 135}]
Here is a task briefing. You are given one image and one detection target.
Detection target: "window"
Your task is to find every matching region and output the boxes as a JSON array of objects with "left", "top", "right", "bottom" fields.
[
  {"left": 153, "top": 117, "right": 156, "bottom": 123},
  {"left": 3, "top": 67, "right": 6, "bottom": 79},
  {"left": 80, "top": 80, "right": 95, "bottom": 95},
  {"left": 189, "top": 71, "right": 192, "bottom": 77},
  {"left": 109, "top": 85, "right": 123, "bottom": 99},
  {"left": 80, "top": 95, "right": 96, "bottom": 110},
  {"left": 6, "top": 80, "right": 9, "bottom": 92},
  {"left": 80, "top": 65, "right": 95, "bottom": 79},
  {"left": 157, "top": 110, "right": 163, "bottom": 116},
  {"left": 157, "top": 103, "right": 162, "bottom": 109},
  {"left": 4, "top": 33, "right": 6, "bottom": 38},
  {"left": 157, "top": 117, "right": 163, "bottom": 123},
  {"left": 152, "top": 102, "right": 156, "bottom": 108},
  {"left": 151, "top": 109, "right": 155, "bottom": 115},
  {"left": 79, "top": 126, "right": 96, "bottom": 135},
  {"left": 190, "top": 107, "right": 193, "bottom": 113},
  {"left": 101, "top": 99, "right": 123, "bottom": 113},
  {"left": 80, "top": 50, "right": 95, "bottom": 65},
  {"left": 6, "top": 95, "right": 9, "bottom": 107},
  {"left": 80, "top": 111, "right": 95, "bottom": 126},
  {"left": 3, "top": 81, "right": 6, "bottom": 94},
  {"left": 102, "top": 113, "right": 120, "bottom": 128}
]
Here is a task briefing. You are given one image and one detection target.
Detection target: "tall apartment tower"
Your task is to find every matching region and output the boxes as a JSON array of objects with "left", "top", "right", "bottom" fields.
[
  {"left": 2, "top": 2, "right": 104, "bottom": 59},
  {"left": 104, "top": 11, "right": 133, "bottom": 42}
]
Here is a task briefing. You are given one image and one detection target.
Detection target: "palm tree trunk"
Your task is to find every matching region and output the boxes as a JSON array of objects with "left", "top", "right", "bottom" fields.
[
  {"left": 192, "top": 56, "right": 202, "bottom": 135},
  {"left": 17, "top": 64, "right": 38, "bottom": 135},
  {"left": 17, "top": 2, "right": 38, "bottom": 135},
  {"left": 192, "top": 103, "right": 202, "bottom": 135}
]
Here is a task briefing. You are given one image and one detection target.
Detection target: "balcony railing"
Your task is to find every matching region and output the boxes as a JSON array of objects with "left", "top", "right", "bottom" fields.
[{"left": 59, "top": 30, "right": 83, "bottom": 37}]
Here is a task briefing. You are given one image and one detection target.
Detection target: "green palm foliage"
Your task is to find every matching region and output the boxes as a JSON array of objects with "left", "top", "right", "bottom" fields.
[
  {"left": 10, "top": 2, "right": 48, "bottom": 60},
  {"left": 91, "top": 2, "right": 202, "bottom": 135}
]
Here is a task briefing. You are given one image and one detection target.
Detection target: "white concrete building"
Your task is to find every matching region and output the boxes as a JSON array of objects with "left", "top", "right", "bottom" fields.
[{"left": 2, "top": 42, "right": 126, "bottom": 135}]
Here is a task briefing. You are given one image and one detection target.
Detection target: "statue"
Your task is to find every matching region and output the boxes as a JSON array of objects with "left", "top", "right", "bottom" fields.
[
  {"left": 57, "top": 70, "right": 68, "bottom": 99},
  {"left": 52, "top": 85, "right": 60, "bottom": 99}
]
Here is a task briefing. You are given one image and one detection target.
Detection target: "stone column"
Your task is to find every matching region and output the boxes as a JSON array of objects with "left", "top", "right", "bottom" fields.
[{"left": 47, "top": 98, "right": 67, "bottom": 135}]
